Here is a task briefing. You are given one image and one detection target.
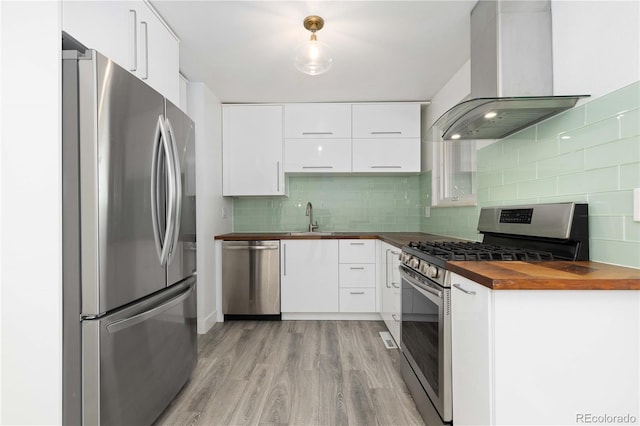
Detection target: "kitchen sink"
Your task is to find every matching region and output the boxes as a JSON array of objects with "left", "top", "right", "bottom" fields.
[{"left": 288, "top": 231, "right": 335, "bottom": 236}]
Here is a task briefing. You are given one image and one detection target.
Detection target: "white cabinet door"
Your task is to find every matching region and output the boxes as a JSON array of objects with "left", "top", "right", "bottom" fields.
[
  {"left": 62, "top": 1, "right": 131, "bottom": 70},
  {"left": 284, "top": 138, "right": 351, "bottom": 173},
  {"left": 62, "top": 1, "right": 179, "bottom": 103},
  {"left": 281, "top": 240, "right": 339, "bottom": 313},
  {"left": 451, "top": 273, "right": 494, "bottom": 426},
  {"left": 352, "top": 138, "right": 420, "bottom": 172},
  {"left": 380, "top": 242, "right": 401, "bottom": 344},
  {"left": 338, "top": 264, "right": 376, "bottom": 288},
  {"left": 339, "top": 240, "right": 376, "bottom": 263},
  {"left": 284, "top": 103, "right": 351, "bottom": 138},
  {"left": 135, "top": 2, "right": 180, "bottom": 105},
  {"left": 339, "top": 288, "right": 376, "bottom": 312},
  {"left": 222, "top": 105, "right": 284, "bottom": 196},
  {"left": 352, "top": 103, "right": 420, "bottom": 138}
]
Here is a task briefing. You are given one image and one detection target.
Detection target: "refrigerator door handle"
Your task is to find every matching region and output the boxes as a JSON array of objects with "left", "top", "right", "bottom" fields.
[
  {"left": 165, "top": 118, "right": 182, "bottom": 263},
  {"left": 105, "top": 283, "right": 194, "bottom": 333},
  {"left": 150, "top": 115, "right": 175, "bottom": 265}
]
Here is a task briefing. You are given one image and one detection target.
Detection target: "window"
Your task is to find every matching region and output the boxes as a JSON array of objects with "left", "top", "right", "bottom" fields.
[{"left": 429, "top": 128, "right": 478, "bottom": 207}]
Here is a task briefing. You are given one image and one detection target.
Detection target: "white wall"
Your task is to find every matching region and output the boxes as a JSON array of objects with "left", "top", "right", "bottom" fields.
[
  {"left": 187, "top": 82, "right": 232, "bottom": 334},
  {"left": 552, "top": 0, "right": 640, "bottom": 98},
  {"left": 0, "top": 1, "right": 62, "bottom": 424}
]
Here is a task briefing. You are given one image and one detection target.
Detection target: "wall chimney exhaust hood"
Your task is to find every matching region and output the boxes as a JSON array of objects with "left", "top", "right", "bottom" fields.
[{"left": 433, "top": 0, "right": 589, "bottom": 141}]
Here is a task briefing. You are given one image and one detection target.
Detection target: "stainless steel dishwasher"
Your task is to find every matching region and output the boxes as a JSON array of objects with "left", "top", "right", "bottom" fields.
[{"left": 222, "top": 240, "right": 281, "bottom": 320}]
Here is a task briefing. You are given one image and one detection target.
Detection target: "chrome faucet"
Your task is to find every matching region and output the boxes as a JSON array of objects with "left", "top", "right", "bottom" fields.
[{"left": 305, "top": 202, "right": 319, "bottom": 232}]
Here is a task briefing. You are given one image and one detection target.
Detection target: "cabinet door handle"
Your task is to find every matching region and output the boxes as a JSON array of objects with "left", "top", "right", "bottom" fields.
[
  {"left": 453, "top": 283, "right": 476, "bottom": 295},
  {"left": 392, "top": 314, "right": 400, "bottom": 322},
  {"left": 129, "top": 10, "right": 137, "bottom": 71},
  {"left": 370, "top": 166, "right": 402, "bottom": 169},
  {"left": 283, "top": 244, "right": 287, "bottom": 276},
  {"left": 370, "top": 131, "right": 402, "bottom": 135},
  {"left": 350, "top": 291, "right": 365, "bottom": 295},
  {"left": 141, "top": 21, "right": 149, "bottom": 80},
  {"left": 302, "top": 132, "right": 333, "bottom": 135},
  {"left": 350, "top": 242, "right": 365, "bottom": 246},
  {"left": 276, "top": 161, "right": 280, "bottom": 192},
  {"left": 349, "top": 267, "right": 365, "bottom": 270},
  {"left": 302, "top": 166, "right": 334, "bottom": 169},
  {"left": 385, "top": 249, "right": 391, "bottom": 288}
]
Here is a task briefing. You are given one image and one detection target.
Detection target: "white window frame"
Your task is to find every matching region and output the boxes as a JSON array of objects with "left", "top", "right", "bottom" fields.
[{"left": 430, "top": 129, "right": 478, "bottom": 208}]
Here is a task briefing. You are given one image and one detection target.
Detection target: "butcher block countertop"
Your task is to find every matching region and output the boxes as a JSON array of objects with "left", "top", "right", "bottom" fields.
[
  {"left": 448, "top": 260, "right": 640, "bottom": 290},
  {"left": 214, "top": 232, "right": 460, "bottom": 249},
  {"left": 215, "top": 232, "right": 639, "bottom": 290}
]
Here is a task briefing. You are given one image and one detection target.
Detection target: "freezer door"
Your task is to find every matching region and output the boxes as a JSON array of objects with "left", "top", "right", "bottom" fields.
[
  {"left": 165, "top": 101, "right": 197, "bottom": 285},
  {"left": 78, "top": 51, "right": 167, "bottom": 315},
  {"left": 82, "top": 278, "right": 197, "bottom": 426}
]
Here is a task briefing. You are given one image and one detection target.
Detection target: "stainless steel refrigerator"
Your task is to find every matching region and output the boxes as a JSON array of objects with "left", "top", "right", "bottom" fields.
[{"left": 62, "top": 47, "right": 197, "bottom": 426}]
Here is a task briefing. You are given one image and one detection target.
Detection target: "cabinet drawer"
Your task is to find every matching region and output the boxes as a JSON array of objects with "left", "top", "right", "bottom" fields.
[
  {"left": 352, "top": 103, "right": 420, "bottom": 138},
  {"left": 284, "top": 138, "right": 351, "bottom": 173},
  {"left": 339, "top": 264, "right": 375, "bottom": 288},
  {"left": 284, "top": 104, "right": 351, "bottom": 138},
  {"left": 339, "top": 288, "right": 376, "bottom": 312},
  {"left": 352, "top": 138, "right": 420, "bottom": 173},
  {"left": 339, "top": 240, "right": 376, "bottom": 263}
]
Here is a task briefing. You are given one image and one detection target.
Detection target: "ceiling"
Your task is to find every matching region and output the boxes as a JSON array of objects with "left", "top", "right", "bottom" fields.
[{"left": 151, "top": 0, "right": 477, "bottom": 103}]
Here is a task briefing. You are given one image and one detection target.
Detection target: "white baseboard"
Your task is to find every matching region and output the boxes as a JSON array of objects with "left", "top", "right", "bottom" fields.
[
  {"left": 281, "top": 312, "right": 382, "bottom": 321},
  {"left": 197, "top": 309, "right": 218, "bottom": 334}
]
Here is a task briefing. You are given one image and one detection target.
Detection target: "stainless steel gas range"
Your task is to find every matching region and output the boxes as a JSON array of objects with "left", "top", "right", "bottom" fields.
[{"left": 399, "top": 202, "right": 589, "bottom": 425}]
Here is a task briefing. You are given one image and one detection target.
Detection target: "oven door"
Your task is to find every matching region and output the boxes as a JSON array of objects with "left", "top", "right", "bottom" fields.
[{"left": 400, "top": 264, "right": 452, "bottom": 423}]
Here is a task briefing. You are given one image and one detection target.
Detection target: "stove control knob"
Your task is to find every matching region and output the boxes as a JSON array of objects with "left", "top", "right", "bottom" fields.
[
  {"left": 427, "top": 266, "right": 439, "bottom": 279},
  {"left": 409, "top": 258, "right": 420, "bottom": 269}
]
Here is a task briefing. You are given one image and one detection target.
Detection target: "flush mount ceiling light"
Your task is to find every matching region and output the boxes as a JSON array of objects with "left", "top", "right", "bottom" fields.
[{"left": 294, "top": 15, "right": 332, "bottom": 76}]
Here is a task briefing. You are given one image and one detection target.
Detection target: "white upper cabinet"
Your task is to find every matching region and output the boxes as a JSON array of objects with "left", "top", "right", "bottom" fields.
[
  {"left": 222, "top": 105, "right": 285, "bottom": 196},
  {"left": 352, "top": 103, "right": 420, "bottom": 138},
  {"left": 352, "top": 138, "right": 420, "bottom": 172},
  {"left": 62, "top": 1, "right": 179, "bottom": 104},
  {"left": 62, "top": 1, "right": 131, "bottom": 69},
  {"left": 351, "top": 103, "right": 421, "bottom": 173},
  {"left": 135, "top": 2, "right": 180, "bottom": 105},
  {"left": 284, "top": 138, "right": 351, "bottom": 173},
  {"left": 284, "top": 104, "right": 352, "bottom": 138}
]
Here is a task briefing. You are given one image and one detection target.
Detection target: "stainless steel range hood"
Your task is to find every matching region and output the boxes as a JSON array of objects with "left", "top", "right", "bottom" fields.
[{"left": 433, "top": 0, "right": 589, "bottom": 141}]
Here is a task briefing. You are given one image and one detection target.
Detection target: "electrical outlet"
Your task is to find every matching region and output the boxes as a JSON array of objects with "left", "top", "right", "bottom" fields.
[
  {"left": 425, "top": 207, "right": 431, "bottom": 218},
  {"left": 634, "top": 188, "right": 640, "bottom": 222}
]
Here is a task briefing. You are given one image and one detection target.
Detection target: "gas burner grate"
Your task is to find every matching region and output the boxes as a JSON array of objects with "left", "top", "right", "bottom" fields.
[{"left": 407, "top": 241, "right": 554, "bottom": 262}]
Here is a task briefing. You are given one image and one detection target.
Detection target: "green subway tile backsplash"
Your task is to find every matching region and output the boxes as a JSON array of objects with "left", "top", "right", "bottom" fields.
[
  {"left": 233, "top": 175, "right": 422, "bottom": 232},
  {"left": 421, "top": 81, "right": 640, "bottom": 268}
]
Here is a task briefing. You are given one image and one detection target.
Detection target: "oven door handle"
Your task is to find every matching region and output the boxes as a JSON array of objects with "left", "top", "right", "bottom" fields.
[{"left": 399, "top": 265, "right": 442, "bottom": 298}]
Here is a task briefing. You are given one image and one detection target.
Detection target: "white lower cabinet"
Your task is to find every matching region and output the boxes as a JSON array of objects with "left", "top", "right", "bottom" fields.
[
  {"left": 339, "top": 240, "right": 376, "bottom": 312},
  {"left": 380, "top": 242, "right": 401, "bottom": 345},
  {"left": 451, "top": 272, "right": 640, "bottom": 425},
  {"left": 280, "top": 240, "right": 338, "bottom": 313},
  {"left": 451, "top": 274, "right": 493, "bottom": 426},
  {"left": 338, "top": 288, "right": 375, "bottom": 312}
]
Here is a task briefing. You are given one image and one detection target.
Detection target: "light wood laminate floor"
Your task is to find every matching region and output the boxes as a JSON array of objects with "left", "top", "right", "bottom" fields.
[{"left": 154, "top": 320, "right": 425, "bottom": 426}]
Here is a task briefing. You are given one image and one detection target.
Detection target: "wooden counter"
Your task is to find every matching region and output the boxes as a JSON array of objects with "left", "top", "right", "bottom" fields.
[
  {"left": 214, "top": 232, "right": 460, "bottom": 249},
  {"left": 448, "top": 260, "right": 640, "bottom": 290}
]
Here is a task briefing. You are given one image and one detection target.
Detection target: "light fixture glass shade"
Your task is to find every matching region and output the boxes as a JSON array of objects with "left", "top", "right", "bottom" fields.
[{"left": 294, "top": 38, "right": 332, "bottom": 76}]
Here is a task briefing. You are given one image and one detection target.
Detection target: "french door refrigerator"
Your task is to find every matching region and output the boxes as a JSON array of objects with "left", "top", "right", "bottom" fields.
[{"left": 62, "top": 48, "right": 197, "bottom": 426}]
